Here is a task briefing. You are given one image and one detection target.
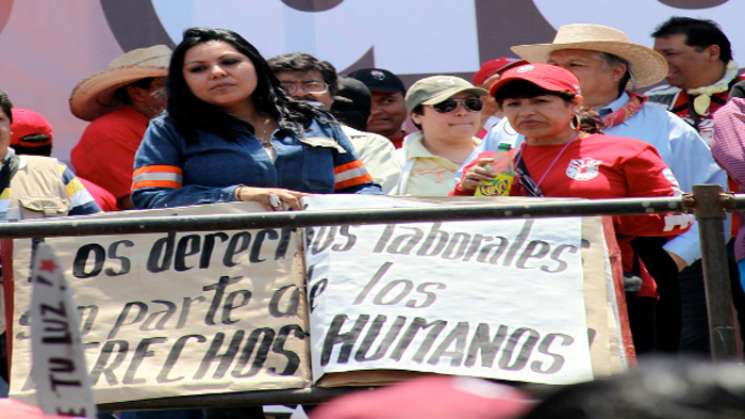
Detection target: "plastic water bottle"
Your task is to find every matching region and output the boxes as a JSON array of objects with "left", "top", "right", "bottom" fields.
[{"left": 475, "top": 143, "right": 515, "bottom": 196}]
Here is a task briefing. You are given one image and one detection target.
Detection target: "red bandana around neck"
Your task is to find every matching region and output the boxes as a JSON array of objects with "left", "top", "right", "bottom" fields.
[{"left": 601, "top": 92, "right": 647, "bottom": 130}]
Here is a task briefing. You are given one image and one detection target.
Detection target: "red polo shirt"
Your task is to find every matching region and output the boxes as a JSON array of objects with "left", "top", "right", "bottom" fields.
[{"left": 71, "top": 106, "right": 149, "bottom": 199}]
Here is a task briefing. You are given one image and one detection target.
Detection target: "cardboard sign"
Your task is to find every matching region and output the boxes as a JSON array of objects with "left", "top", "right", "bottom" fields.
[
  {"left": 304, "top": 195, "right": 601, "bottom": 385},
  {"left": 30, "top": 243, "right": 96, "bottom": 418},
  {"left": 10, "top": 203, "right": 310, "bottom": 404}
]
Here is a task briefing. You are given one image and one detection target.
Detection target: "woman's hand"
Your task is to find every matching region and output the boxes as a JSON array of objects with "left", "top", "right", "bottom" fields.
[
  {"left": 460, "top": 157, "right": 498, "bottom": 193},
  {"left": 234, "top": 186, "right": 308, "bottom": 211}
]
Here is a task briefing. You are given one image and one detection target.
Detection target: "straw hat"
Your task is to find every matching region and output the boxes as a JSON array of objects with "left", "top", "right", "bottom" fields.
[
  {"left": 69, "top": 45, "right": 171, "bottom": 121},
  {"left": 511, "top": 24, "right": 668, "bottom": 88}
]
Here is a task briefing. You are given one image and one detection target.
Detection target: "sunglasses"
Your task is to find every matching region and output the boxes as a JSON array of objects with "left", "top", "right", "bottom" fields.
[{"left": 432, "top": 96, "right": 483, "bottom": 113}]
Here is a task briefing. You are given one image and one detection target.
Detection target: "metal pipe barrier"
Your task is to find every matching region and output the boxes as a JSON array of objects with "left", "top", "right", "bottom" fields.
[
  {"left": 694, "top": 185, "right": 739, "bottom": 360},
  {"left": 0, "top": 196, "right": 692, "bottom": 238},
  {"left": 1, "top": 186, "right": 741, "bottom": 411}
]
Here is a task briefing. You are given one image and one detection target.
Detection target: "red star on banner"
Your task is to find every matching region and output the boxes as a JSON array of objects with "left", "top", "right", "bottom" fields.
[{"left": 39, "top": 259, "right": 57, "bottom": 273}]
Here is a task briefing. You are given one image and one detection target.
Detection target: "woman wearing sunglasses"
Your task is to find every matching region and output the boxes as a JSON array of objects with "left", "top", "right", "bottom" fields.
[
  {"left": 389, "top": 75, "right": 486, "bottom": 196},
  {"left": 453, "top": 63, "right": 692, "bottom": 353}
]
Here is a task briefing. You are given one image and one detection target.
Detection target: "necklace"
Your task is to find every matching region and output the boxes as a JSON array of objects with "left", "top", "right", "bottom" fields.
[
  {"left": 254, "top": 118, "right": 275, "bottom": 141},
  {"left": 528, "top": 134, "right": 580, "bottom": 189},
  {"left": 252, "top": 117, "right": 277, "bottom": 160}
]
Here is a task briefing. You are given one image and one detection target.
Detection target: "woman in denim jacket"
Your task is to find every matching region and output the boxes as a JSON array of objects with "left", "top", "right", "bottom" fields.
[{"left": 132, "top": 27, "right": 379, "bottom": 211}]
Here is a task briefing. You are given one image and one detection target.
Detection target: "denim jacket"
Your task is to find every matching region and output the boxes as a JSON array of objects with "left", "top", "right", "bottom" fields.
[{"left": 132, "top": 114, "right": 380, "bottom": 209}]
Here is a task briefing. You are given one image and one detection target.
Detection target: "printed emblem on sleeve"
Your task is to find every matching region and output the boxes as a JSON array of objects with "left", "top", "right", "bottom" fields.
[{"left": 565, "top": 158, "right": 602, "bottom": 181}]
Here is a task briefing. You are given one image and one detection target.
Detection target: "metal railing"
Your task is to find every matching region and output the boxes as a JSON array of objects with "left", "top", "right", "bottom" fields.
[
  {"left": 0, "top": 195, "right": 697, "bottom": 238},
  {"left": 2, "top": 184, "right": 742, "bottom": 410}
]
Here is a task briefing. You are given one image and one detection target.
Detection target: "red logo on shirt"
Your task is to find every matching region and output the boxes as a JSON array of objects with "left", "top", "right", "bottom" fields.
[{"left": 566, "top": 158, "right": 601, "bottom": 181}]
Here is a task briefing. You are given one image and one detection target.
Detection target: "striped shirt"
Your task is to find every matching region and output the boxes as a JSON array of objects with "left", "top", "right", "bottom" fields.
[{"left": 0, "top": 151, "right": 100, "bottom": 221}]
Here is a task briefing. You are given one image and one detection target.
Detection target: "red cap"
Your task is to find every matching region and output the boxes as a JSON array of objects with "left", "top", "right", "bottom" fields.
[
  {"left": 11, "top": 108, "right": 53, "bottom": 147},
  {"left": 472, "top": 57, "right": 528, "bottom": 87},
  {"left": 489, "top": 63, "right": 581, "bottom": 97},
  {"left": 311, "top": 375, "right": 532, "bottom": 419},
  {"left": 0, "top": 399, "right": 74, "bottom": 419}
]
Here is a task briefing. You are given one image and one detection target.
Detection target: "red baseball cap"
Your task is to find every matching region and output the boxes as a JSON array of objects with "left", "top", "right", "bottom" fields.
[
  {"left": 489, "top": 63, "right": 581, "bottom": 98},
  {"left": 472, "top": 57, "right": 528, "bottom": 87},
  {"left": 0, "top": 399, "right": 76, "bottom": 419},
  {"left": 10, "top": 108, "right": 53, "bottom": 148},
  {"left": 311, "top": 375, "right": 533, "bottom": 419}
]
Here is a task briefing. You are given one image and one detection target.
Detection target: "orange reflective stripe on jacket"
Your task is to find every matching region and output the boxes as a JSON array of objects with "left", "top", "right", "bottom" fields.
[
  {"left": 334, "top": 160, "right": 372, "bottom": 190},
  {"left": 131, "top": 165, "right": 183, "bottom": 190}
]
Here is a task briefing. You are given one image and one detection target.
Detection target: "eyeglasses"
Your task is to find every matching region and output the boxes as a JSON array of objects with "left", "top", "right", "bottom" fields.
[
  {"left": 149, "top": 87, "right": 167, "bottom": 100},
  {"left": 279, "top": 80, "right": 329, "bottom": 94},
  {"left": 432, "top": 96, "right": 483, "bottom": 113}
]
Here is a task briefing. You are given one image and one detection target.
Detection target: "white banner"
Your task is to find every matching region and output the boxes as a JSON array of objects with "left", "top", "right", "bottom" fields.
[{"left": 304, "top": 195, "right": 593, "bottom": 385}]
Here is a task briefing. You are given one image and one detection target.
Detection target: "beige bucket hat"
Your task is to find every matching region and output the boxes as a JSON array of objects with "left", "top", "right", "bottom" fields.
[
  {"left": 69, "top": 45, "right": 171, "bottom": 121},
  {"left": 511, "top": 23, "right": 668, "bottom": 88},
  {"left": 405, "top": 76, "right": 487, "bottom": 113}
]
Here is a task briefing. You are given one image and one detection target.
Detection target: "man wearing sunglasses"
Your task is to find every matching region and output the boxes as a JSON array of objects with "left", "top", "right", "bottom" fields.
[
  {"left": 390, "top": 75, "right": 486, "bottom": 196},
  {"left": 268, "top": 52, "right": 400, "bottom": 192}
]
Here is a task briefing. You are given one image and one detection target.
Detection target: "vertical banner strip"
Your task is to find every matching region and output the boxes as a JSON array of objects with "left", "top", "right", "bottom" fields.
[
  {"left": 2, "top": 238, "right": 14, "bottom": 373},
  {"left": 30, "top": 243, "right": 96, "bottom": 418}
]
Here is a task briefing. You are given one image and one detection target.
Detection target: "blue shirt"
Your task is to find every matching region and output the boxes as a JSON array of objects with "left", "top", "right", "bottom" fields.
[
  {"left": 132, "top": 115, "right": 380, "bottom": 209},
  {"left": 458, "top": 92, "right": 727, "bottom": 264}
]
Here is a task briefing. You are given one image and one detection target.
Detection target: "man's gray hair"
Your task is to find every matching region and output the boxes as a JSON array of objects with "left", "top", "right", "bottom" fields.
[{"left": 597, "top": 52, "right": 632, "bottom": 94}]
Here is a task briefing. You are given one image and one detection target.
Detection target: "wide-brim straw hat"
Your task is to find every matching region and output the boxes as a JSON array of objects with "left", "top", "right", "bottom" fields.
[
  {"left": 511, "top": 24, "right": 668, "bottom": 89},
  {"left": 69, "top": 45, "right": 171, "bottom": 121}
]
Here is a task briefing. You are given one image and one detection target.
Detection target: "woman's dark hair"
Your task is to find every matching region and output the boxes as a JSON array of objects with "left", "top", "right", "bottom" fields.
[
  {"left": 520, "top": 357, "right": 745, "bottom": 419},
  {"left": 493, "top": 80, "right": 603, "bottom": 134},
  {"left": 0, "top": 90, "right": 13, "bottom": 122},
  {"left": 167, "top": 27, "right": 329, "bottom": 142}
]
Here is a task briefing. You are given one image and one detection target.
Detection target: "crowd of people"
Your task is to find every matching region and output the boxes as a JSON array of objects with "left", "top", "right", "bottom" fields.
[{"left": 2, "top": 14, "right": 745, "bottom": 419}]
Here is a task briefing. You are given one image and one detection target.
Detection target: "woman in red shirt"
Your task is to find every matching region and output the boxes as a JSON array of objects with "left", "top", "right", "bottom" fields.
[{"left": 452, "top": 63, "right": 691, "bottom": 353}]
